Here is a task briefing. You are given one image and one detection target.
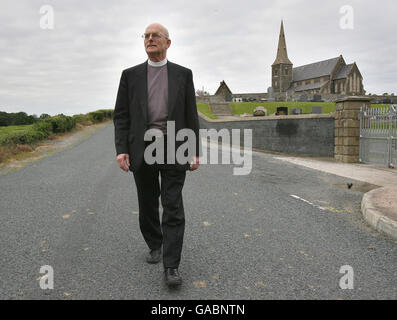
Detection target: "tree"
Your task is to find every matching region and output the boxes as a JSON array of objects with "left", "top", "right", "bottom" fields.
[
  {"left": 196, "top": 89, "right": 210, "bottom": 96},
  {"left": 40, "top": 113, "right": 51, "bottom": 119},
  {"left": 0, "top": 111, "right": 8, "bottom": 126}
]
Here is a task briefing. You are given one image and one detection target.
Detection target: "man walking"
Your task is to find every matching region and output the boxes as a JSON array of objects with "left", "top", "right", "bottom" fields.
[{"left": 113, "top": 23, "right": 201, "bottom": 287}]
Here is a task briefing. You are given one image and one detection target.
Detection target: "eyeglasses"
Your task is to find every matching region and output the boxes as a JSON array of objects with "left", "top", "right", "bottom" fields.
[{"left": 141, "top": 32, "right": 168, "bottom": 40}]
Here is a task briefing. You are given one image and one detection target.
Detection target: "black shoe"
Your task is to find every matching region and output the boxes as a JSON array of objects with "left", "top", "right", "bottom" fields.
[
  {"left": 164, "top": 268, "right": 182, "bottom": 287},
  {"left": 146, "top": 248, "right": 161, "bottom": 264}
]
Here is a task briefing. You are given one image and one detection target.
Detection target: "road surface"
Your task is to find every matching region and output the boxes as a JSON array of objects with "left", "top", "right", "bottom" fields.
[{"left": 0, "top": 122, "right": 396, "bottom": 299}]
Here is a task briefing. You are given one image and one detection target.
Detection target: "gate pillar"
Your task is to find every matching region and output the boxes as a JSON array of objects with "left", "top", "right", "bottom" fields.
[{"left": 334, "top": 96, "right": 372, "bottom": 163}]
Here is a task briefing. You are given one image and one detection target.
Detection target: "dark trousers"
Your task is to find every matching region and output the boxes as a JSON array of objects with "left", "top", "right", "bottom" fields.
[{"left": 132, "top": 138, "right": 187, "bottom": 268}]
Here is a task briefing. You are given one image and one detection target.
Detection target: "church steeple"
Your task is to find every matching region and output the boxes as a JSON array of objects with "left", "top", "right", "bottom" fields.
[
  {"left": 272, "top": 20, "right": 292, "bottom": 65},
  {"left": 271, "top": 20, "right": 293, "bottom": 93}
]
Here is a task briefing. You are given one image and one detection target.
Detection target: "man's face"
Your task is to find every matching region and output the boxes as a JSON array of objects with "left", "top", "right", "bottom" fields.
[{"left": 144, "top": 25, "right": 171, "bottom": 57}]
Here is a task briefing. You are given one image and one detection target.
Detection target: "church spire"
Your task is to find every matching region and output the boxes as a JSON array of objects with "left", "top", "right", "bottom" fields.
[{"left": 272, "top": 20, "right": 292, "bottom": 65}]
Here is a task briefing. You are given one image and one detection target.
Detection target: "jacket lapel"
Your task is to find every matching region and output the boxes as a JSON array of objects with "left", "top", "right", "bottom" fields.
[
  {"left": 136, "top": 61, "right": 148, "bottom": 123},
  {"left": 167, "top": 61, "right": 181, "bottom": 120}
]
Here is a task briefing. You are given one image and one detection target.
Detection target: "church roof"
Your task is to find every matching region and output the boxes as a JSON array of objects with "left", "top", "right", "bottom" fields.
[
  {"left": 292, "top": 57, "right": 340, "bottom": 82},
  {"left": 214, "top": 80, "right": 232, "bottom": 95},
  {"left": 334, "top": 63, "right": 353, "bottom": 80},
  {"left": 292, "top": 81, "right": 328, "bottom": 92}
]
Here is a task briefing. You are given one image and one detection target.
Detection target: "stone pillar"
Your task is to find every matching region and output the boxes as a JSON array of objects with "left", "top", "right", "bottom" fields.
[{"left": 334, "top": 96, "right": 371, "bottom": 163}]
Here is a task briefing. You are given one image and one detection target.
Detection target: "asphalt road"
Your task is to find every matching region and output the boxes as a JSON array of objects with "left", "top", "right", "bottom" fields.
[{"left": 0, "top": 122, "right": 396, "bottom": 299}]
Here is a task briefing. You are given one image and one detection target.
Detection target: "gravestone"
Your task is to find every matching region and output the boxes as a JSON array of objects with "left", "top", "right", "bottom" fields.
[
  {"left": 382, "top": 98, "right": 391, "bottom": 104},
  {"left": 312, "top": 94, "right": 323, "bottom": 102},
  {"left": 311, "top": 106, "right": 322, "bottom": 114},
  {"left": 298, "top": 93, "right": 308, "bottom": 102},
  {"left": 276, "top": 106, "right": 288, "bottom": 115},
  {"left": 267, "top": 87, "right": 275, "bottom": 101},
  {"left": 253, "top": 106, "right": 267, "bottom": 117},
  {"left": 290, "top": 108, "right": 302, "bottom": 115}
]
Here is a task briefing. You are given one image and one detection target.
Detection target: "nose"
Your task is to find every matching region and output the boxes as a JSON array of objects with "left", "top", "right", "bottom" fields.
[{"left": 147, "top": 33, "right": 156, "bottom": 40}]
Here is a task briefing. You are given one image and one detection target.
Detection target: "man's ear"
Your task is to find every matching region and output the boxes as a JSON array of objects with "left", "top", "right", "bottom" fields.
[{"left": 167, "top": 39, "right": 171, "bottom": 49}]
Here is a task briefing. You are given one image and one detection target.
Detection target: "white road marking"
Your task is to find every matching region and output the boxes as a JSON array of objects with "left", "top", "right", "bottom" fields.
[{"left": 290, "top": 195, "right": 326, "bottom": 211}]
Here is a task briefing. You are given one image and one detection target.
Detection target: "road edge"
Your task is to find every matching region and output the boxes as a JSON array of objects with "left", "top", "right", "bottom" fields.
[{"left": 361, "top": 187, "right": 397, "bottom": 241}]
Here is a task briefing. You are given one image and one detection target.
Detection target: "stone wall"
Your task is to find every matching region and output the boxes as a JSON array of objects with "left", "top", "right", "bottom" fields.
[
  {"left": 198, "top": 113, "right": 335, "bottom": 157},
  {"left": 367, "top": 94, "right": 397, "bottom": 104},
  {"left": 275, "top": 91, "right": 344, "bottom": 102}
]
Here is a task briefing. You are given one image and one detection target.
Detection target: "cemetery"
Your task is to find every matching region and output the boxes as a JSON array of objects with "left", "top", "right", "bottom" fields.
[{"left": 197, "top": 97, "right": 386, "bottom": 166}]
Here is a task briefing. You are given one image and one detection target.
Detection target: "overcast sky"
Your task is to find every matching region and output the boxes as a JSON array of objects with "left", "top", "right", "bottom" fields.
[{"left": 0, "top": 0, "right": 396, "bottom": 116}]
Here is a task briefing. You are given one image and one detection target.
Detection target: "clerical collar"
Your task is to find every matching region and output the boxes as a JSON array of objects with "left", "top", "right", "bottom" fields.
[{"left": 148, "top": 58, "right": 168, "bottom": 67}]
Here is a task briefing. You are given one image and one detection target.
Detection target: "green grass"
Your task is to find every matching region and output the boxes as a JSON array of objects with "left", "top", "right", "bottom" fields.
[
  {"left": 0, "top": 125, "right": 34, "bottom": 141},
  {"left": 197, "top": 103, "right": 218, "bottom": 119},
  {"left": 0, "top": 124, "right": 33, "bottom": 134},
  {"left": 230, "top": 102, "right": 336, "bottom": 115},
  {"left": 198, "top": 102, "right": 393, "bottom": 118}
]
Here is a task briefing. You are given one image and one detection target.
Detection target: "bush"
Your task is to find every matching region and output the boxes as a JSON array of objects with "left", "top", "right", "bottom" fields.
[
  {"left": 72, "top": 114, "right": 90, "bottom": 123},
  {"left": 0, "top": 127, "right": 46, "bottom": 146},
  {"left": 87, "top": 111, "right": 104, "bottom": 123},
  {"left": 32, "top": 121, "right": 53, "bottom": 137},
  {"left": 44, "top": 115, "right": 76, "bottom": 133},
  {"left": 87, "top": 109, "right": 114, "bottom": 123}
]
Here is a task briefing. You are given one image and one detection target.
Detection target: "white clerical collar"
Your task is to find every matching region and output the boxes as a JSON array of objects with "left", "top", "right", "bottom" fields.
[{"left": 148, "top": 58, "right": 168, "bottom": 67}]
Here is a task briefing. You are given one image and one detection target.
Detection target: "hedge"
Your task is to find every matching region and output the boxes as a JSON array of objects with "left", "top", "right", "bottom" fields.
[
  {"left": 0, "top": 126, "right": 47, "bottom": 146},
  {"left": 0, "top": 109, "right": 113, "bottom": 147}
]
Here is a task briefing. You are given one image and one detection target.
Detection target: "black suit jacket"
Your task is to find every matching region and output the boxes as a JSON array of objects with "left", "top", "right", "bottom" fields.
[{"left": 113, "top": 60, "right": 201, "bottom": 172}]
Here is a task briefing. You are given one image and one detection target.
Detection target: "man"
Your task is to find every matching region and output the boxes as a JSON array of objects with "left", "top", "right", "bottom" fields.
[{"left": 113, "top": 23, "right": 201, "bottom": 287}]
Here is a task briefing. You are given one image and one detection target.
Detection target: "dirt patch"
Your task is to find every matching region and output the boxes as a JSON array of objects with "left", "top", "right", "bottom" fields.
[{"left": 333, "top": 182, "right": 380, "bottom": 193}]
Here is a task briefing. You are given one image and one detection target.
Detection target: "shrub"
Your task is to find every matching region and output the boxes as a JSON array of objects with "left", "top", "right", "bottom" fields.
[
  {"left": 0, "top": 127, "right": 46, "bottom": 146},
  {"left": 87, "top": 111, "right": 104, "bottom": 123},
  {"left": 87, "top": 109, "right": 113, "bottom": 123},
  {"left": 32, "top": 121, "right": 53, "bottom": 137},
  {"left": 72, "top": 114, "right": 90, "bottom": 123},
  {"left": 44, "top": 115, "right": 76, "bottom": 133}
]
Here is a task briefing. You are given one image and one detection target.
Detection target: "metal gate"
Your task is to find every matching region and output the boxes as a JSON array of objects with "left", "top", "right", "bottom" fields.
[{"left": 359, "top": 104, "right": 397, "bottom": 168}]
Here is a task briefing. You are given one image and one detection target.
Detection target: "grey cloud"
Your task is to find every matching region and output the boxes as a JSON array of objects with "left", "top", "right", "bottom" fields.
[{"left": 0, "top": 0, "right": 395, "bottom": 116}]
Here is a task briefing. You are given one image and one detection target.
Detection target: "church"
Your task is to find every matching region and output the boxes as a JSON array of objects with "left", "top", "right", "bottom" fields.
[
  {"left": 272, "top": 21, "right": 365, "bottom": 99},
  {"left": 208, "top": 20, "right": 366, "bottom": 103}
]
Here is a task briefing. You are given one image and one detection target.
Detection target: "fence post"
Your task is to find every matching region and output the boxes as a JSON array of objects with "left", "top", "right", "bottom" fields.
[{"left": 334, "top": 96, "right": 371, "bottom": 163}]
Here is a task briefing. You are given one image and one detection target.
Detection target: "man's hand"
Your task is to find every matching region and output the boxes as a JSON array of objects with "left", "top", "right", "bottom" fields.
[
  {"left": 117, "top": 153, "right": 130, "bottom": 172},
  {"left": 189, "top": 156, "right": 200, "bottom": 171}
]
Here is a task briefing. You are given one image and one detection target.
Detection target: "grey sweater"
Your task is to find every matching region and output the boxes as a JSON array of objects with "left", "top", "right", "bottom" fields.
[{"left": 147, "top": 63, "right": 168, "bottom": 134}]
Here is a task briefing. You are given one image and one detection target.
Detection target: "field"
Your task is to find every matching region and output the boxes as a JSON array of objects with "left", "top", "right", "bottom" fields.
[
  {"left": 0, "top": 110, "right": 114, "bottom": 165},
  {"left": 0, "top": 124, "right": 33, "bottom": 138},
  {"left": 197, "top": 103, "right": 218, "bottom": 119},
  {"left": 230, "top": 101, "right": 335, "bottom": 115},
  {"left": 197, "top": 102, "right": 335, "bottom": 119},
  {"left": 197, "top": 102, "right": 392, "bottom": 119}
]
